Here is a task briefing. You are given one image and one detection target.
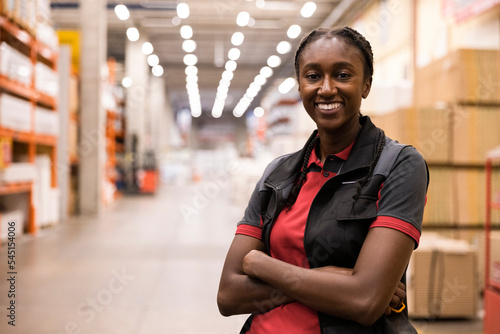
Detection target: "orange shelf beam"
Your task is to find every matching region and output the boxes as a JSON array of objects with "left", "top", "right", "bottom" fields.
[{"left": 0, "top": 182, "right": 32, "bottom": 195}]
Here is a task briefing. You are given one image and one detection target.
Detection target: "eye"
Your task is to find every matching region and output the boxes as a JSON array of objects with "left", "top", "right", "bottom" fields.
[
  {"left": 305, "top": 72, "right": 321, "bottom": 81},
  {"left": 337, "top": 72, "right": 350, "bottom": 80}
]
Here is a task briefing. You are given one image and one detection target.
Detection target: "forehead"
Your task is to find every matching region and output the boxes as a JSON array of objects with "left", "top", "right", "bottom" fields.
[{"left": 299, "top": 36, "right": 365, "bottom": 69}]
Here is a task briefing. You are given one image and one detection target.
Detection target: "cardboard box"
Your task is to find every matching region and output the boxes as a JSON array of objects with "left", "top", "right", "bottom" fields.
[
  {"left": 407, "top": 235, "right": 478, "bottom": 318},
  {"left": 415, "top": 49, "right": 500, "bottom": 107}
]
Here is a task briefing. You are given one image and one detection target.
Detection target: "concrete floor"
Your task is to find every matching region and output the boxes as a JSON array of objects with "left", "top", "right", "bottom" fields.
[{"left": 0, "top": 182, "right": 484, "bottom": 333}]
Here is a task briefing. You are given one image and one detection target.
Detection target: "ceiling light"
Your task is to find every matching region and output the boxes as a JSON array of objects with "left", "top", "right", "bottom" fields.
[
  {"left": 301, "top": 2, "right": 317, "bottom": 18},
  {"left": 177, "top": 3, "right": 190, "bottom": 19},
  {"left": 231, "top": 32, "right": 245, "bottom": 46},
  {"left": 277, "top": 41, "right": 292, "bottom": 54},
  {"left": 182, "top": 40, "right": 197, "bottom": 53},
  {"left": 248, "top": 18, "right": 256, "bottom": 27},
  {"left": 222, "top": 70, "right": 234, "bottom": 81},
  {"left": 254, "top": 74, "right": 266, "bottom": 86},
  {"left": 147, "top": 54, "right": 159, "bottom": 66},
  {"left": 152, "top": 65, "right": 164, "bottom": 77},
  {"left": 279, "top": 77, "right": 296, "bottom": 94},
  {"left": 256, "top": 0, "right": 266, "bottom": 8},
  {"left": 114, "top": 4, "right": 130, "bottom": 21},
  {"left": 225, "top": 60, "right": 237, "bottom": 72},
  {"left": 236, "top": 11, "right": 250, "bottom": 27},
  {"left": 260, "top": 66, "right": 273, "bottom": 78},
  {"left": 126, "top": 27, "right": 140, "bottom": 42},
  {"left": 185, "top": 65, "right": 198, "bottom": 76},
  {"left": 121, "top": 77, "right": 132, "bottom": 88},
  {"left": 228, "top": 48, "right": 241, "bottom": 61},
  {"left": 287, "top": 25, "right": 302, "bottom": 39},
  {"left": 253, "top": 107, "right": 264, "bottom": 118},
  {"left": 172, "top": 16, "right": 181, "bottom": 26},
  {"left": 142, "top": 42, "right": 154, "bottom": 55},
  {"left": 267, "top": 55, "right": 281, "bottom": 68},
  {"left": 183, "top": 54, "right": 198, "bottom": 66},
  {"left": 180, "top": 25, "right": 193, "bottom": 39}
]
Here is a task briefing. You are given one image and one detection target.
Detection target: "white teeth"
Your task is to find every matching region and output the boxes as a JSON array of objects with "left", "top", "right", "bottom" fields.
[{"left": 317, "top": 102, "right": 342, "bottom": 110}]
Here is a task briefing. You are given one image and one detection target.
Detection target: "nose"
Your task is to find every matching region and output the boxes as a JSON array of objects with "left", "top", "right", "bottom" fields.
[{"left": 318, "top": 76, "right": 336, "bottom": 97}]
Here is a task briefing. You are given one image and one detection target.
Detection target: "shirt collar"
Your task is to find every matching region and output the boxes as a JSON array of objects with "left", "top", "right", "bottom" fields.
[{"left": 307, "top": 139, "right": 355, "bottom": 169}]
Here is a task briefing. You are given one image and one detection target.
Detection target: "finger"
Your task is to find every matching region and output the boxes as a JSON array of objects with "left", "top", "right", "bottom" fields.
[
  {"left": 389, "top": 294, "right": 400, "bottom": 308},
  {"left": 385, "top": 306, "right": 392, "bottom": 316}
]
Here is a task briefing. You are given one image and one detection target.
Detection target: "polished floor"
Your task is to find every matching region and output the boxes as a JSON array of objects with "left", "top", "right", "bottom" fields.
[{"left": 0, "top": 181, "right": 484, "bottom": 333}]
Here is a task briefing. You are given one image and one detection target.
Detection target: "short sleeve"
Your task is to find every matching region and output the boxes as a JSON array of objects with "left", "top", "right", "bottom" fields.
[
  {"left": 372, "top": 147, "right": 428, "bottom": 247},
  {"left": 235, "top": 179, "right": 263, "bottom": 239}
]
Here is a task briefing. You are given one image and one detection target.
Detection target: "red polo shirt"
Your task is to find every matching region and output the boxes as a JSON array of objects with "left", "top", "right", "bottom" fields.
[{"left": 235, "top": 142, "right": 420, "bottom": 333}]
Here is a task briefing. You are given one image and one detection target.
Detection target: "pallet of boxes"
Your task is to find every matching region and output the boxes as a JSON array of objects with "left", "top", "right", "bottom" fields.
[{"left": 407, "top": 49, "right": 500, "bottom": 319}]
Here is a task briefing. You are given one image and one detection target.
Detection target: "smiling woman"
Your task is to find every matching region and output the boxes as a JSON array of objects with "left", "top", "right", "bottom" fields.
[{"left": 217, "top": 26, "right": 429, "bottom": 334}]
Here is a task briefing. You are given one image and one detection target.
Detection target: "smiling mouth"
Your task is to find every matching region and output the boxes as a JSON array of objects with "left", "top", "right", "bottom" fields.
[{"left": 316, "top": 102, "right": 343, "bottom": 110}]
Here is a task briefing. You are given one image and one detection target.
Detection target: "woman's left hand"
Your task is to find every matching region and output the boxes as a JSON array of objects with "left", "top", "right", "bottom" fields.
[{"left": 242, "top": 249, "right": 269, "bottom": 278}]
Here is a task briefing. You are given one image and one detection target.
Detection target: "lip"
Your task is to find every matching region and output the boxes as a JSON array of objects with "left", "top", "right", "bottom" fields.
[{"left": 315, "top": 101, "right": 344, "bottom": 114}]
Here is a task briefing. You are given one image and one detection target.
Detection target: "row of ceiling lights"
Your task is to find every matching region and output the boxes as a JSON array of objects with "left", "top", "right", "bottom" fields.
[{"left": 115, "top": 1, "right": 318, "bottom": 119}]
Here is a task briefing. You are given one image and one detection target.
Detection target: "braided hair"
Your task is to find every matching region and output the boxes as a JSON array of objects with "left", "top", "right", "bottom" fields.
[
  {"left": 294, "top": 26, "right": 374, "bottom": 81},
  {"left": 285, "top": 135, "right": 319, "bottom": 209}
]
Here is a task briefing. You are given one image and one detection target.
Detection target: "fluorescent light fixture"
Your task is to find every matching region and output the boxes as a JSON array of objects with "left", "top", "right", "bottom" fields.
[
  {"left": 222, "top": 70, "right": 234, "bottom": 81},
  {"left": 142, "top": 42, "right": 154, "bottom": 55},
  {"left": 225, "top": 60, "right": 237, "bottom": 72},
  {"left": 260, "top": 66, "right": 273, "bottom": 78},
  {"left": 253, "top": 107, "right": 265, "bottom": 118},
  {"left": 183, "top": 54, "right": 198, "bottom": 66},
  {"left": 231, "top": 32, "right": 245, "bottom": 46},
  {"left": 276, "top": 41, "right": 292, "bottom": 54},
  {"left": 267, "top": 55, "right": 281, "bottom": 68},
  {"left": 287, "top": 25, "right": 301, "bottom": 39},
  {"left": 177, "top": 3, "right": 190, "bottom": 19},
  {"left": 152, "top": 65, "right": 164, "bottom": 77},
  {"left": 147, "top": 54, "right": 160, "bottom": 66},
  {"left": 180, "top": 25, "right": 193, "bottom": 39},
  {"left": 256, "top": 0, "right": 266, "bottom": 8},
  {"left": 185, "top": 65, "right": 198, "bottom": 76},
  {"left": 182, "top": 40, "right": 197, "bottom": 53},
  {"left": 279, "top": 77, "right": 296, "bottom": 94},
  {"left": 126, "top": 27, "right": 140, "bottom": 42},
  {"left": 114, "top": 4, "right": 130, "bottom": 20},
  {"left": 236, "top": 11, "right": 250, "bottom": 27},
  {"left": 228, "top": 48, "right": 241, "bottom": 61},
  {"left": 254, "top": 74, "right": 266, "bottom": 86},
  {"left": 121, "top": 77, "right": 132, "bottom": 88},
  {"left": 301, "top": 2, "right": 317, "bottom": 18},
  {"left": 172, "top": 16, "right": 181, "bottom": 26}
]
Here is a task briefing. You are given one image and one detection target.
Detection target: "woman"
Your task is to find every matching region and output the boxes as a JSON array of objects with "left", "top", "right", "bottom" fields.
[{"left": 217, "top": 26, "right": 428, "bottom": 333}]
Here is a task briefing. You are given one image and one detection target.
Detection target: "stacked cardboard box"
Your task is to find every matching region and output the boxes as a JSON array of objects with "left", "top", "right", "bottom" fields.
[
  {"left": 0, "top": 93, "right": 32, "bottom": 132},
  {"left": 408, "top": 234, "right": 478, "bottom": 319},
  {"left": 415, "top": 49, "right": 500, "bottom": 106}
]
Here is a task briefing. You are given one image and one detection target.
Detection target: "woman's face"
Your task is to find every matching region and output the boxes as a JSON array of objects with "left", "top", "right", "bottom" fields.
[{"left": 297, "top": 37, "right": 371, "bottom": 135}]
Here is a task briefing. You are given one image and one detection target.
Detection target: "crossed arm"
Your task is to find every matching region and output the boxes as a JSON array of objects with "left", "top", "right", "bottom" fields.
[{"left": 217, "top": 226, "right": 413, "bottom": 327}]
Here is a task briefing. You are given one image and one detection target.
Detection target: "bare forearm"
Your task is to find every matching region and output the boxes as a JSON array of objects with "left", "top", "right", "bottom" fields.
[{"left": 217, "top": 272, "right": 292, "bottom": 316}]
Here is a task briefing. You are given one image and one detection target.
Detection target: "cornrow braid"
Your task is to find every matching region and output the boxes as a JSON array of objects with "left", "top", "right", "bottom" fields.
[
  {"left": 285, "top": 136, "right": 320, "bottom": 210},
  {"left": 294, "top": 26, "right": 374, "bottom": 81},
  {"left": 352, "top": 129, "right": 386, "bottom": 201}
]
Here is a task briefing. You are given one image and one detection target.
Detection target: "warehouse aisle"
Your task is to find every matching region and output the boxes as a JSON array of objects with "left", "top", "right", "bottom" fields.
[
  {"left": 0, "top": 182, "right": 248, "bottom": 334},
  {"left": 0, "top": 181, "right": 483, "bottom": 334}
]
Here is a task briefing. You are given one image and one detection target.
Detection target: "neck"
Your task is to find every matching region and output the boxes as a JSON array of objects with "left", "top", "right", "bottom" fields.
[{"left": 317, "top": 119, "right": 361, "bottom": 163}]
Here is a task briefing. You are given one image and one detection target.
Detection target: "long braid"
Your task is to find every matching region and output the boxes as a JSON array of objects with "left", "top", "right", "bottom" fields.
[
  {"left": 353, "top": 129, "right": 386, "bottom": 201},
  {"left": 285, "top": 136, "right": 319, "bottom": 210}
]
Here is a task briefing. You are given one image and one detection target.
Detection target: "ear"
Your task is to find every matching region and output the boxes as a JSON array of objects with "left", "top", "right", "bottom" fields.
[
  {"left": 298, "top": 84, "right": 303, "bottom": 99},
  {"left": 362, "top": 77, "right": 372, "bottom": 99}
]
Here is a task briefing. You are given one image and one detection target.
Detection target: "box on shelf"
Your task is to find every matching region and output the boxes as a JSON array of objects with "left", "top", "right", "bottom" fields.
[
  {"left": 414, "top": 107, "right": 451, "bottom": 164},
  {"left": 0, "top": 42, "right": 32, "bottom": 86},
  {"left": 0, "top": 162, "right": 36, "bottom": 183},
  {"left": 35, "top": 62, "right": 58, "bottom": 97},
  {"left": 0, "top": 137, "right": 12, "bottom": 169},
  {"left": 35, "top": 106, "right": 59, "bottom": 136},
  {"left": 0, "top": 93, "right": 32, "bottom": 132},
  {"left": 407, "top": 234, "right": 478, "bottom": 319},
  {"left": 0, "top": 209, "right": 24, "bottom": 241},
  {"left": 415, "top": 49, "right": 500, "bottom": 107},
  {"left": 0, "top": 0, "right": 16, "bottom": 18}
]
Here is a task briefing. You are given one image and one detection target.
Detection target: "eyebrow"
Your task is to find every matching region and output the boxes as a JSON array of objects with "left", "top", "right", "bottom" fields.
[{"left": 302, "top": 61, "right": 356, "bottom": 70}]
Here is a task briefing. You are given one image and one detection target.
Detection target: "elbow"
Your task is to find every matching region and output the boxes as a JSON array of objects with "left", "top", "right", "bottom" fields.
[
  {"left": 354, "top": 297, "right": 388, "bottom": 327},
  {"left": 217, "top": 289, "right": 236, "bottom": 317}
]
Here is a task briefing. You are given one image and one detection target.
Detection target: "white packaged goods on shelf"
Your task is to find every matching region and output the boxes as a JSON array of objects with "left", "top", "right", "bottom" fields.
[
  {"left": 35, "top": 62, "right": 58, "bottom": 97},
  {"left": 36, "top": 22, "right": 58, "bottom": 50},
  {"left": 36, "top": 0, "right": 51, "bottom": 23},
  {"left": 35, "top": 106, "right": 59, "bottom": 136},
  {"left": 1, "top": 0, "right": 16, "bottom": 16},
  {"left": 0, "top": 93, "right": 32, "bottom": 132},
  {"left": 0, "top": 210, "right": 24, "bottom": 241},
  {"left": 0, "top": 162, "right": 36, "bottom": 182},
  {"left": 0, "top": 42, "right": 33, "bottom": 86},
  {"left": 47, "top": 187, "right": 59, "bottom": 225},
  {"left": 33, "top": 155, "right": 51, "bottom": 227}
]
